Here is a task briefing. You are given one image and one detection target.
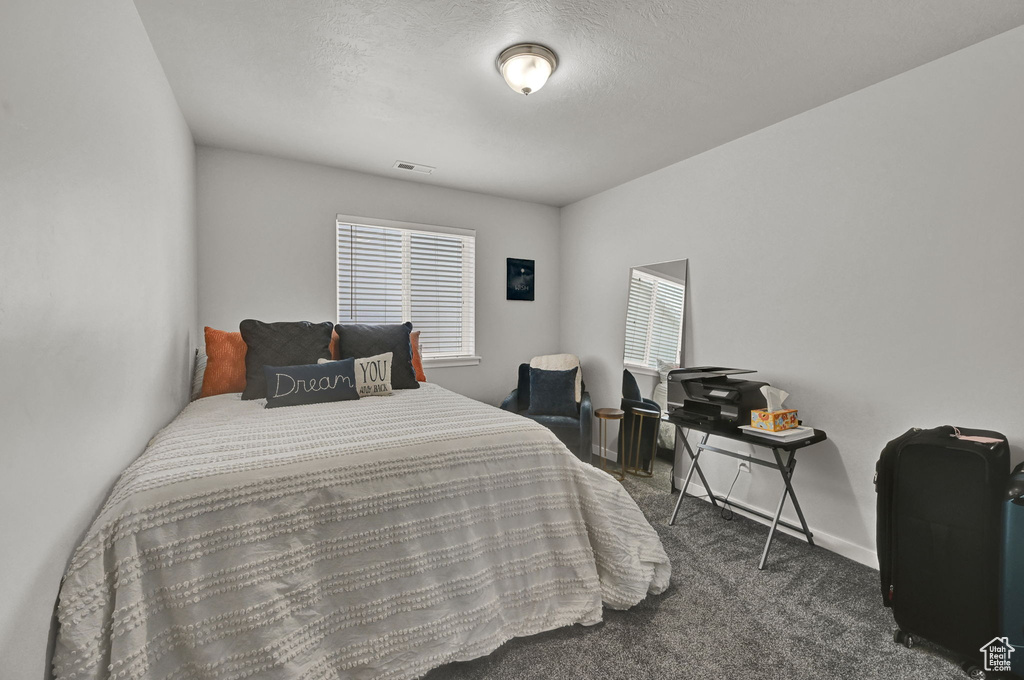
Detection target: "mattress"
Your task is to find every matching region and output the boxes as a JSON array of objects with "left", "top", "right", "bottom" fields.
[{"left": 53, "top": 383, "right": 670, "bottom": 680}]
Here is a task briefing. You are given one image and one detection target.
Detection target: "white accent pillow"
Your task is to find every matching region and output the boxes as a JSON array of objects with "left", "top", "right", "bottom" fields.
[
  {"left": 654, "top": 359, "right": 679, "bottom": 449},
  {"left": 320, "top": 352, "right": 393, "bottom": 397},
  {"left": 656, "top": 358, "right": 678, "bottom": 383},
  {"left": 530, "top": 354, "right": 582, "bottom": 403},
  {"left": 191, "top": 350, "right": 207, "bottom": 401}
]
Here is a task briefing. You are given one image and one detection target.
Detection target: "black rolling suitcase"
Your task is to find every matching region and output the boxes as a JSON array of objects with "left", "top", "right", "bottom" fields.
[{"left": 876, "top": 425, "right": 1010, "bottom": 679}]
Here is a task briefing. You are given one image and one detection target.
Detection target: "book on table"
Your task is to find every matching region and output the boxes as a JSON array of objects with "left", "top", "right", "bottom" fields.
[{"left": 737, "top": 425, "right": 816, "bottom": 442}]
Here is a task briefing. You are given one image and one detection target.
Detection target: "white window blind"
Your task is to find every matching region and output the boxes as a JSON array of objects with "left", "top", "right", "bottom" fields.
[
  {"left": 623, "top": 270, "right": 685, "bottom": 370},
  {"left": 337, "top": 217, "right": 476, "bottom": 360}
]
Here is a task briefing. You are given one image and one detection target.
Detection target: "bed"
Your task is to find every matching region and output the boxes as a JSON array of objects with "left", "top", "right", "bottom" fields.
[{"left": 53, "top": 382, "right": 670, "bottom": 680}]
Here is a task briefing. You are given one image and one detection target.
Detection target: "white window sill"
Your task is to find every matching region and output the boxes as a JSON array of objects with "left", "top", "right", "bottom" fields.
[
  {"left": 624, "top": 363, "right": 660, "bottom": 378},
  {"left": 423, "top": 356, "right": 482, "bottom": 369}
]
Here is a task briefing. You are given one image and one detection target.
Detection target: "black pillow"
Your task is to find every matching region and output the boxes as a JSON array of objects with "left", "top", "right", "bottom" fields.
[
  {"left": 527, "top": 367, "right": 579, "bottom": 418},
  {"left": 516, "top": 363, "right": 531, "bottom": 412},
  {"left": 334, "top": 322, "right": 419, "bottom": 390},
  {"left": 239, "top": 320, "right": 334, "bottom": 400},
  {"left": 622, "top": 368, "right": 643, "bottom": 402},
  {"left": 263, "top": 359, "right": 359, "bottom": 409}
]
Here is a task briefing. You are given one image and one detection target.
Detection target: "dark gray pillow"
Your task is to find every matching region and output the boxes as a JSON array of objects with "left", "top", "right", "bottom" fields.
[
  {"left": 263, "top": 359, "right": 359, "bottom": 409},
  {"left": 239, "top": 320, "right": 334, "bottom": 400},
  {"left": 334, "top": 322, "right": 419, "bottom": 390},
  {"left": 516, "top": 363, "right": 531, "bottom": 412},
  {"left": 622, "top": 368, "right": 643, "bottom": 402},
  {"left": 528, "top": 367, "right": 579, "bottom": 417}
]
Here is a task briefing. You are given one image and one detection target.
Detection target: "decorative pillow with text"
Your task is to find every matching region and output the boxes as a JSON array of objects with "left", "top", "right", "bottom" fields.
[
  {"left": 263, "top": 359, "right": 359, "bottom": 409},
  {"left": 320, "top": 352, "right": 393, "bottom": 397}
]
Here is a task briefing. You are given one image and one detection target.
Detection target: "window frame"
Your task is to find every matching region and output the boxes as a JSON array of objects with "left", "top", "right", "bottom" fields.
[{"left": 336, "top": 214, "right": 480, "bottom": 368}]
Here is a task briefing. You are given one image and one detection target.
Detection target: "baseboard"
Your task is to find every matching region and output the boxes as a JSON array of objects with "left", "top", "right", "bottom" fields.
[
  {"left": 588, "top": 444, "right": 878, "bottom": 568},
  {"left": 590, "top": 443, "right": 616, "bottom": 460},
  {"left": 676, "top": 478, "right": 878, "bottom": 569}
]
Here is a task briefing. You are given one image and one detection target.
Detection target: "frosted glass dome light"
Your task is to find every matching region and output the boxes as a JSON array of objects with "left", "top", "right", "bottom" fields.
[{"left": 496, "top": 44, "right": 558, "bottom": 96}]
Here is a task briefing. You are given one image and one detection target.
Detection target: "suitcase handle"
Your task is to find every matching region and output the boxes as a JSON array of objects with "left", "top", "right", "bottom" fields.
[{"left": 950, "top": 426, "right": 1005, "bottom": 446}]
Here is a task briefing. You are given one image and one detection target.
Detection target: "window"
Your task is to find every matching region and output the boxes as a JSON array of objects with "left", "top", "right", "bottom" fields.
[
  {"left": 623, "top": 269, "right": 685, "bottom": 370},
  {"left": 336, "top": 215, "right": 477, "bottom": 364}
]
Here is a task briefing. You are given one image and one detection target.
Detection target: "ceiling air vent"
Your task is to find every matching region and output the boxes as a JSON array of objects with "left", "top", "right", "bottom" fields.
[{"left": 393, "top": 161, "right": 435, "bottom": 175}]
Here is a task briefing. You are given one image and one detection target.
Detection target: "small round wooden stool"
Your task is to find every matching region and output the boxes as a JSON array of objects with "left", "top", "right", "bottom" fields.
[
  {"left": 594, "top": 407, "right": 625, "bottom": 481},
  {"left": 626, "top": 406, "right": 660, "bottom": 477}
]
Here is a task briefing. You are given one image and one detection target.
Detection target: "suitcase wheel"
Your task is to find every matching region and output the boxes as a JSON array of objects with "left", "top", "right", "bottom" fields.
[
  {"left": 893, "top": 629, "right": 915, "bottom": 649},
  {"left": 959, "top": 661, "right": 985, "bottom": 680}
]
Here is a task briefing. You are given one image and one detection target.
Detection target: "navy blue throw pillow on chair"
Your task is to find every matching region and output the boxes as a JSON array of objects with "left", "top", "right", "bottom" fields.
[
  {"left": 527, "top": 367, "right": 579, "bottom": 417},
  {"left": 263, "top": 359, "right": 360, "bottom": 408}
]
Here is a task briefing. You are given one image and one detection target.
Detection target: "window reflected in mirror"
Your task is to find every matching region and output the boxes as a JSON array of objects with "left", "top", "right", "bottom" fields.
[{"left": 623, "top": 259, "right": 687, "bottom": 371}]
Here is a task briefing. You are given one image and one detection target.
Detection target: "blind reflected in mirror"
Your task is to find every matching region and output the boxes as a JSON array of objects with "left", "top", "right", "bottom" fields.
[{"left": 623, "top": 259, "right": 687, "bottom": 372}]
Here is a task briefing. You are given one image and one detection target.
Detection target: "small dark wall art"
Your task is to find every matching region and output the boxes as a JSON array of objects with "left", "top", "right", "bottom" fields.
[{"left": 506, "top": 258, "right": 535, "bottom": 301}]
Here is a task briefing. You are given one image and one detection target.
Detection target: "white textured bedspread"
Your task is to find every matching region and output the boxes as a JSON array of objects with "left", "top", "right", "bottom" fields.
[{"left": 54, "top": 383, "right": 670, "bottom": 680}]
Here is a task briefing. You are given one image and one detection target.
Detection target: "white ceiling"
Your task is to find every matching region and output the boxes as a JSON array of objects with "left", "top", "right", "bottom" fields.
[{"left": 134, "top": 0, "right": 1024, "bottom": 207}]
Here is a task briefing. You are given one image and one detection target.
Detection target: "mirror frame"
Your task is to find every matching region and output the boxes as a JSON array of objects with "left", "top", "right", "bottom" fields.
[{"left": 623, "top": 258, "right": 688, "bottom": 374}]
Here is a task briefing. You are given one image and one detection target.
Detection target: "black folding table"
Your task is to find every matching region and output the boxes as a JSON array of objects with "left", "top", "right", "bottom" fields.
[{"left": 667, "top": 415, "right": 827, "bottom": 570}]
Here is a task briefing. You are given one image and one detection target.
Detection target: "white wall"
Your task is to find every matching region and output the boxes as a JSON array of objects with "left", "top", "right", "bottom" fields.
[
  {"left": 0, "top": 1, "right": 197, "bottom": 677},
  {"left": 561, "top": 26, "right": 1024, "bottom": 566},
  {"left": 196, "top": 147, "right": 562, "bottom": 405}
]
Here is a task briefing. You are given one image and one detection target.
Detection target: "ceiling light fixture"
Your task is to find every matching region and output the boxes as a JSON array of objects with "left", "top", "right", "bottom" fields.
[{"left": 496, "top": 43, "right": 558, "bottom": 96}]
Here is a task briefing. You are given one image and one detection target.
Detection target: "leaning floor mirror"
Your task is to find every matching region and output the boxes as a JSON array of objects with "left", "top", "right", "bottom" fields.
[
  {"left": 623, "top": 259, "right": 687, "bottom": 374},
  {"left": 622, "top": 258, "right": 688, "bottom": 456}
]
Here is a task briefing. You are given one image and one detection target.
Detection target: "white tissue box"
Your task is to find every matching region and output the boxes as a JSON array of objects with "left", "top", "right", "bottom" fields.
[{"left": 751, "top": 409, "right": 798, "bottom": 432}]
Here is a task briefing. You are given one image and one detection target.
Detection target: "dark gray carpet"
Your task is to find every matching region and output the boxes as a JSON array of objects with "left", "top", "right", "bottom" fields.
[{"left": 425, "top": 459, "right": 968, "bottom": 680}]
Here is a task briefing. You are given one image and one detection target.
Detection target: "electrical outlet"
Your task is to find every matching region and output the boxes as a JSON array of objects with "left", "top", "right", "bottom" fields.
[{"left": 737, "top": 460, "right": 751, "bottom": 474}]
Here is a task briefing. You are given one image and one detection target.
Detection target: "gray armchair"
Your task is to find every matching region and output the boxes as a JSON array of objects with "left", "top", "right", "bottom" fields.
[{"left": 500, "top": 361, "right": 593, "bottom": 459}]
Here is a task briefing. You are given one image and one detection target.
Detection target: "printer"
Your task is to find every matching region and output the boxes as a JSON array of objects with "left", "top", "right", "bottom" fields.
[{"left": 667, "top": 366, "right": 768, "bottom": 428}]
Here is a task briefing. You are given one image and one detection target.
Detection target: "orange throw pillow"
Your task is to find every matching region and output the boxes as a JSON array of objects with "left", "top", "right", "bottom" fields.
[
  {"left": 411, "top": 330, "right": 427, "bottom": 382},
  {"left": 329, "top": 328, "right": 340, "bottom": 360},
  {"left": 200, "top": 326, "right": 247, "bottom": 397}
]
